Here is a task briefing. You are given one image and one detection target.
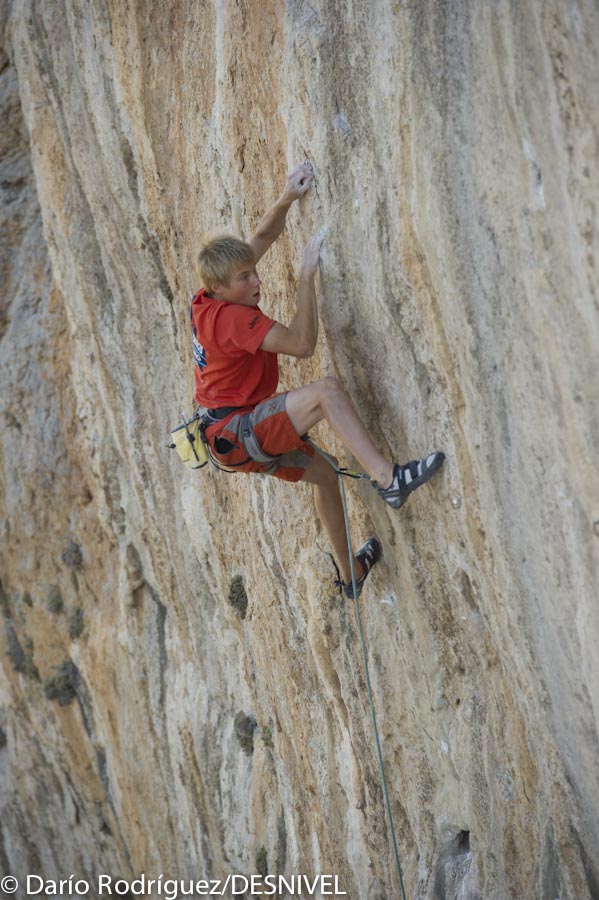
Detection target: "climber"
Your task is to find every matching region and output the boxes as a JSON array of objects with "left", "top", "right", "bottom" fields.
[{"left": 190, "top": 162, "right": 445, "bottom": 598}]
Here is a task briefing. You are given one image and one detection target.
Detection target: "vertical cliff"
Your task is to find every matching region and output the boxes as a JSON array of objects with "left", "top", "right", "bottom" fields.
[{"left": 1, "top": 2, "right": 598, "bottom": 898}]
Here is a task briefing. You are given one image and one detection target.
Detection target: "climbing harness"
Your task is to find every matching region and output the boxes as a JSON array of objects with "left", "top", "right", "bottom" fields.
[
  {"left": 307, "top": 441, "right": 409, "bottom": 900},
  {"left": 170, "top": 411, "right": 408, "bottom": 897},
  {"left": 169, "top": 406, "right": 250, "bottom": 472},
  {"left": 240, "top": 413, "right": 281, "bottom": 469},
  {"left": 170, "top": 406, "right": 294, "bottom": 475}
]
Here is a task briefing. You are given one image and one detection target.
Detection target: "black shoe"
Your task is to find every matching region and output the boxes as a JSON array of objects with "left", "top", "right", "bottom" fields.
[
  {"left": 334, "top": 538, "right": 382, "bottom": 599},
  {"left": 373, "top": 451, "right": 445, "bottom": 509}
]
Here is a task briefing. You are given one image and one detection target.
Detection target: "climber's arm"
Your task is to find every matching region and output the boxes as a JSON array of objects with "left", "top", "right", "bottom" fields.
[
  {"left": 249, "top": 163, "right": 314, "bottom": 263},
  {"left": 259, "top": 230, "right": 324, "bottom": 359}
]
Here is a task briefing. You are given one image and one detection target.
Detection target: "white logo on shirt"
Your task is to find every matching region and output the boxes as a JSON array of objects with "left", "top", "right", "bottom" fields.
[{"left": 193, "top": 333, "right": 207, "bottom": 369}]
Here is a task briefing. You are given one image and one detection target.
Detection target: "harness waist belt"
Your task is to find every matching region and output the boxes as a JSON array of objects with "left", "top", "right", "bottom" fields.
[
  {"left": 203, "top": 406, "right": 281, "bottom": 469},
  {"left": 205, "top": 406, "right": 245, "bottom": 421}
]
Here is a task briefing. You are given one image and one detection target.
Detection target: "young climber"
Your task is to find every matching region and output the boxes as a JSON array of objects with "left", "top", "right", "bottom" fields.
[{"left": 191, "top": 162, "right": 444, "bottom": 597}]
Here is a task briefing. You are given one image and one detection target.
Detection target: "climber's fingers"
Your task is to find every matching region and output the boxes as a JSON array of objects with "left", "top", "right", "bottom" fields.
[
  {"left": 283, "top": 162, "right": 315, "bottom": 201},
  {"left": 301, "top": 227, "right": 327, "bottom": 274}
]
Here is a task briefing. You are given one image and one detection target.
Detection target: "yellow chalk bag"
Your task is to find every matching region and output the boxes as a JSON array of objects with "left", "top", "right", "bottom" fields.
[{"left": 169, "top": 412, "right": 209, "bottom": 469}]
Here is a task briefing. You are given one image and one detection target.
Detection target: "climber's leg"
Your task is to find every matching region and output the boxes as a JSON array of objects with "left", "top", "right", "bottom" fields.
[
  {"left": 287, "top": 378, "right": 445, "bottom": 508},
  {"left": 286, "top": 377, "right": 394, "bottom": 487},
  {"left": 301, "top": 451, "right": 364, "bottom": 584}
]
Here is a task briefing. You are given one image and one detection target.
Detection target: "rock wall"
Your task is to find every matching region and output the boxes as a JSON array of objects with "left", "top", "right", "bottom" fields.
[{"left": 1, "top": 2, "right": 599, "bottom": 898}]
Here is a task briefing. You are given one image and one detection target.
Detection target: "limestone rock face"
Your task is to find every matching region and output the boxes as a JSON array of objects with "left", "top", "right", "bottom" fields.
[{"left": 1, "top": 2, "right": 599, "bottom": 898}]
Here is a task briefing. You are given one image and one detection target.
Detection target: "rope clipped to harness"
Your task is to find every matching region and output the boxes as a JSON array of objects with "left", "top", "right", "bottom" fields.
[
  {"left": 308, "top": 441, "right": 408, "bottom": 900},
  {"left": 331, "top": 466, "right": 371, "bottom": 481},
  {"left": 168, "top": 411, "right": 407, "bottom": 894}
]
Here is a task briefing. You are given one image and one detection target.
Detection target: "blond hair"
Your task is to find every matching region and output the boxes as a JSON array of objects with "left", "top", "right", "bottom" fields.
[{"left": 196, "top": 233, "right": 255, "bottom": 289}]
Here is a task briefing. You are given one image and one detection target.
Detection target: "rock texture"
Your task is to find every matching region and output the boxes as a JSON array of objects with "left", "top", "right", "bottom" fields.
[{"left": 1, "top": 2, "right": 599, "bottom": 898}]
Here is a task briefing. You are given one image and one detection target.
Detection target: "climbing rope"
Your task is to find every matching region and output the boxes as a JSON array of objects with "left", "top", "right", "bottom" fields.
[
  {"left": 199, "top": 422, "right": 408, "bottom": 894},
  {"left": 308, "top": 441, "right": 408, "bottom": 900}
]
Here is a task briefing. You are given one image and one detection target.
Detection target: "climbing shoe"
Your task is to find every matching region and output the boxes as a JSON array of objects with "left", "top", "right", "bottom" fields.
[
  {"left": 335, "top": 537, "right": 382, "bottom": 599},
  {"left": 373, "top": 451, "right": 445, "bottom": 509}
]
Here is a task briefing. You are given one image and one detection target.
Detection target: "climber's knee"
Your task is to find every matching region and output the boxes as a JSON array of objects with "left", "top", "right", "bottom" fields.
[
  {"left": 301, "top": 450, "right": 340, "bottom": 486},
  {"left": 318, "top": 375, "right": 346, "bottom": 412}
]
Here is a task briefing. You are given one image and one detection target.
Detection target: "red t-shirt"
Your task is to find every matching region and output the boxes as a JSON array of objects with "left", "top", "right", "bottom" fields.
[{"left": 191, "top": 289, "right": 279, "bottom": 408}]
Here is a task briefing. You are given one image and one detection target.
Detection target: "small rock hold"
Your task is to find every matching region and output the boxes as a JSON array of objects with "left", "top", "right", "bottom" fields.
[
  {"left": 61, "top": 539, "right": 83, "bottom": 570},
  {"left": 46, "top": 587, "right": 64, "bottom": 614},
  {"left": 6, "top": 623, "right": 39, "bottom": 680},
  {"left": 228, "top": 576, "right": 248, "bottom": 619},
  {"left": 6, "top": 622, "right": 26, "bottom": 673},
  {"left": 234, "top": 711, "right": 257, "bottom": 755},
  {"left": 44, "top": 661, "right": 79, "bottom": 706},
  {"left": 256, "top": 846, "right": 268, "bottom": 878},
  {"left": 126, "top": 543, "right": 144, "bottom": 586},
  {"left": 0, "top": 584, "right": 9, "bottom": 618},
  {"left": 261, "top": 725, "right": 274, "bottom": 749},
  {"left": 333, "top": 114, "right": 351, "bottom": 137},
  {"left": 68, "top": 607, "right": 85, "bottom": 640}
]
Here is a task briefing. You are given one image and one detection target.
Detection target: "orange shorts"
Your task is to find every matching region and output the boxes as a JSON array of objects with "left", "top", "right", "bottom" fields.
[{"left": 204, "top": 392, "right": 315, "bottom": 483}]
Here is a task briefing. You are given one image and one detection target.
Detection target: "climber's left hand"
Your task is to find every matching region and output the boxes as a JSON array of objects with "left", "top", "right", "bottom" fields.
[{"left": 281, "top": 162, "right": 314, "bottom": 203}]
